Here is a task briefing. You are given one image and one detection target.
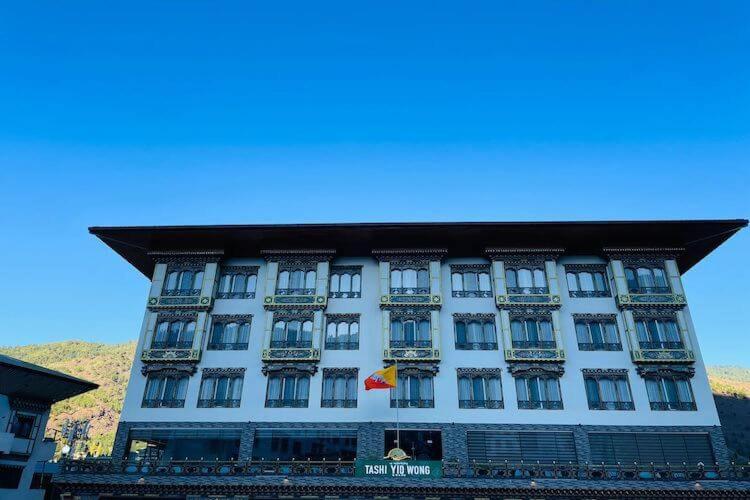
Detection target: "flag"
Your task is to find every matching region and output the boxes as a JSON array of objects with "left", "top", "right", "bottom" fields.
[{"left": 364, "top": 365, "right": 397, "bottom": 390}]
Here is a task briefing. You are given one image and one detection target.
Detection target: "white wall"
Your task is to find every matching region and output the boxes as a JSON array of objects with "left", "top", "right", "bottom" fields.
[{"left": 120, "top": 256, "right": 720, "bottom": 426}]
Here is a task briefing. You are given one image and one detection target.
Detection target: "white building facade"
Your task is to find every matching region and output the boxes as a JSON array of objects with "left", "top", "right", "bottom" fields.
[{"left": 56, "top": 220, "right": 750, "bottom": 499}]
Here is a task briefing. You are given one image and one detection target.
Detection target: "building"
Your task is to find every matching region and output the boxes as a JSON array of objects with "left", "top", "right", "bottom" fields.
[
  {"left": 55, "top": 220, "right": 750, "bottom": 499},
  {"left": 1, "top": 354, "right": 97, "bottom": 499}
]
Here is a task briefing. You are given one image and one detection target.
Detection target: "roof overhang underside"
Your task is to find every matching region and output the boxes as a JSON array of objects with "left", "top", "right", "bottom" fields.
[{"left": 0, "top": 355, "right": 98, "bottom": 404}]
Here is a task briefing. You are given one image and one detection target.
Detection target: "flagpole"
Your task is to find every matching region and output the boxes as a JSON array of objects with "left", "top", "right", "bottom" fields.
[{"left": 394, "top": 359, "right": 400, "bottom": 450}]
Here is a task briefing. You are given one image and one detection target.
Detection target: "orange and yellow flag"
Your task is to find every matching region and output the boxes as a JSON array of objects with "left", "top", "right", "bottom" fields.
[{"left": 364, "top": 365, "right": 397, "bottom": 390}]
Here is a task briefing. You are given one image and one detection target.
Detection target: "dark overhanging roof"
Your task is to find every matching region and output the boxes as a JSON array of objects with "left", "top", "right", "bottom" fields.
[
  {"left": 89, "top": 219, "right": 747, "bottom": 278},
  {"left": 0, "top": 354, "right": 98, "bottom": 404}
]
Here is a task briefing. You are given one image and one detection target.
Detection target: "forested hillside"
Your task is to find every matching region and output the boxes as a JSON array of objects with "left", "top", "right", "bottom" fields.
[{"left": 1, "top": 341, "right": 748, "bottom": 460}]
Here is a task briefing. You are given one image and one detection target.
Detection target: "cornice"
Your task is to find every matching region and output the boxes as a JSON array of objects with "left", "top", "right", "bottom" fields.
[
  {"left": 604, "top": 247, "right": 684, "bottom": 261},
  {"left": 372, "top": 248, "right": 448, "bottom": 261},
  {"left": 565, "top": 263, "right": 607, "bottom": 272},
  {"left": 508, "top": 362, "right": 565, "bottom": 378},
  {"left": 572, "top": 313, "right": 618, "bottom": 321},
  {"left": 457, "top": 367, "right": 503, "bottom": 377},
  {"left": 325, "top": 313, "right": 360, "bottom": 322},
  {"left": 141, "top": 363, "right": 197, "bottom": 376},
  {"left": 581, "top": 368, "right": 629, "bottom": 376},
  {"left": 202, "top": 367, "right": 246, "bottom": 376},
  {"left": 149, "top": 250, "right": 223, "bottom": 264},
  {"left": 636, "top": 364, "right": 695, "bottom": 379},
  {"left": 452, "top": 313, "right": 496, "bottom": 321},
  {"left": 262, "top": 363, "right": 318, "bottom": 376},
  {"left": 210, "top": 314, "right": 253, "bottom": 323},
  {"left": 261, "top": 249, "right": 336, "bottom": 262}
]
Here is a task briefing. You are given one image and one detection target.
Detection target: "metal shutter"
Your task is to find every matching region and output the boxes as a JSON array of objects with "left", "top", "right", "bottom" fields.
[
  {"left": 589, "top": 432, "right": 714, "bottom": 465},
  {"left": 467, "top": 431, "right": 575, "bottom": 463}
]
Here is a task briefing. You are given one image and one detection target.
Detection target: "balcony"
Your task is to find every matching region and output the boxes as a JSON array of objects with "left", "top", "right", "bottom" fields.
[
  {"left": 148, "top": 289, "right": 212, "bottom": 310},
  {"left": 505, "top": 343, "right": 564, "bottom": 362},
  {"left": 496, "top": 287, "right": 560, "bottom": 308},
  {"left": 578, "top": 342, "right": 622, "bottom": 351},
  {"left": 262, "top": 344, "right": 320, "bottom": 362},
  {"left": 141, "top": 345, "right": 201, "bottom": 363},
  {"left": 207, "top": 342, "right": 249, "bottom": 351},
  {"left": 381, "top": 287, "right": 441, "bottom": 308},
  {"left": 384, "top": 342, "right": 439, "bottom": 362},
  {"left": 616, "top": 286, "right": 686, "bottom": 309},
  {"left": 264, "top": 288, "right": 327, "bottom": 309},
  {"left": 517, "top": 400, "right": 563, "bottom": 410},
  {"left": 631, "top": 342, "right": 694, "bottom": 363},
  {"left": 459, "top": 399, "right": 503, "bottom": 409}
]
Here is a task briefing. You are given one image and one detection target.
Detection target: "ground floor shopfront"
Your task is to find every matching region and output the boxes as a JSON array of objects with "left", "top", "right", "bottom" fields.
[{"left": 53, "top": 421, "right": 750, "bottom": 499}]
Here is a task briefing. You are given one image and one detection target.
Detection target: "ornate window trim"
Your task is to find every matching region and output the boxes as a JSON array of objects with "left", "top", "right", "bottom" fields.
[
  {"left": 326, "top": 313, "right": 360, "bottom": 322},
  {"left": 9, "top": 398, "right": 48, "bottom": 413},
  {"left": 372, "top": 248, "right": 447, "bottom": 262},
  {"left": 457, "top": 368, "right": 503, "bottom": 377},
  {"left": 202, "top": 367, "right": 246, "bottom": 376},
  {"left": 508, "top": 363, "right": 565, "bottom": 378},
  {"left": 272, "top": 309, "right": 315, "bottom": 322},
  {"left": 211, "top": 314, "right": 253, "bottom": 323},
  {"left": 390, "top": 308, "right": 431, "bottom": 321},
  {"left": 262, "top": 363, "right": 318, "bottom": 376},
  {"left": 149, "top": 250, "right": 223, "bottom": 265},
  {"left": 604, "top": 247, "right": 683, "bottom": 263},
  {"left": 322, "top": 367, "right": 359, "bottom": 377},
  {"left": 261, "top": 249, "right": 336, "bottom": 263},
  {"left": 636, "top": 364, "right": 695, "bottom": 379},
  {"left": 221, "top": 265, "right": 259, "bottom": 274},
  {"left": 155, "top": 311, "right": 199, "bottom": 322},
  {"left": 565, "top": 263, "right": 607, "bottom": 273},
  {"left": 485, "top": 247, "right": 563, "bottom": 266},
  {"left": 450, "top": 263, "right": 490, "bottom": 273},
  {"left": 277, "top": 261, "right": 318, "bottom": 272},
  {"left": 508, "top": 308, "right": 553, "bottom": 321},
  {"left": 141, "top": 363, "right": 197, "bottom": 376},
  {"left": 581, "top": 368, "right": 629, "bottom": 377},
  {"left": 572, "top": 313, "right": 618, "bottom": 322},
  {"left": 387, "top": 363, "right": 439, "bottom": 376},
  {"left": 453, "top": 313, "right": 496, "bottom": 321},
  {"left": 631, "top": 309, "right": 678, "bottom": 320}
]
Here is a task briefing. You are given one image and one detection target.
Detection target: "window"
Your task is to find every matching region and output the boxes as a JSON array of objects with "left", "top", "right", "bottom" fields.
[
  {"left": 635, "top": 316, "right": 683, "bottom": 350},
  {"left": 505, "top": 266, "right": 547, "bottom": 294},
  {"left": 451, "top": 266, "right": 492, "bottom": 298},
  {"left": 325, "top": 315, "right": 360, "bottom": 350},
  {"left": 385, "top": 430, "right": 442, "bottom": 460},
  {"left": 217, "top": 266, "right": 258, "bottom": 299},
  {"left": 515, "top": 376, "right": 562, "bottom": 409},
  {"left": 391, "top": 372, "right": 434, "bottom": 408},
  {"left": 589, "top": 432, "right": 713, "bottom": 465},
  {"left": 458, "top": 371, "right": 503, "bottom": 409},
  {"left": 0, "top": 465, "right": 23, "bottom": 489},
  {"left": 252, "top": 429, "right": 357, "bottom": 461},
  {"left": 575, "top": 316, "right": 621, "bottom": 351},
  {"left": 467, "top": 431, "right": 576, "bottom": 463},
  {"left": 645, "top": 376, "right": 696, "bottom": 411},
  {"left": 266, "top": 373, "right": 310, "bottom": 408},
  {"left": 9, "top": 413, "right": 36, "bottom": 439},
  {"left": 625, "top": 266, "right": 670, "bottom": 294},
  {"left": 329, "top": 266, "right": 362, "bottom": 298},
  {"left": 454, "top": 315, "right": 497, "bottom": 350},
  {"left": 390, "top": 266, "right": 430, "bottom": 294},
  {"left": 126, "top": 428, "right": 241, "bottom": 461},
  {"left": 198, "top": 372, "right": 244, "bottom": 408},
  {"left": 152, "top": 318, "right": 196, "bottom": 349},
  {"left": 163, "top": 267, "right": 204, "bottom": 296},
  {"left": 510, "top": 316, "right": 555, "bottom": 349},
  {"left": 208, "top": 316, "right": 251, "bottom": 350},
  {"left": 277, "top": 268, "right": 316, "bottom": 295},
  {"left": 142, "top": 374, "right": 188, "bottom": 408},
  {"left": 390, "top": 316, "right": 431, "bottom": 348},
  {"left": 321, "top": 370, "right": 358, "bottom": 408},
  {"left": 566, "top": 265, "right": 609, "bottom": 297},
  {"left": 583, "top": 371, "right": 634, "bottom": 410},
  {"left": 271, "top": 318, "right": 314, "bottom": 348}
]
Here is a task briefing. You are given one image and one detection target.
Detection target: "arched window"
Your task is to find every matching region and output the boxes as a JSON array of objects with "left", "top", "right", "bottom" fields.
[
  {"left": 625, "top": 266, "right": 670, "bottom": 293},
  {"left": 277, "top": 271, "right": 290, "bottom": 289},
  {"left": 178, "top": 270, "right": 194, "bottom": 291},
  {"left": 510, "top": 316, "right": 555, "bottom": 349},
  {"left": 330, "top": 274, "right": 340, "bottom": 293},
  {"left": 390, "top": 317, "right": 431, "bottom": 348},
  {"left": 339, "top": 273, "right": 352, "bottom": 292},
  {"left": 305, "top": 271, "right": 316, "bottom": 290},
  {"left": 390, "top": 267, "right": 429, "bottom": 294},
  {"left": 325, "top": 317, "right": 360, "bottom": 349},
  {"left": 507, "top": 267, "right": 548, "bottom": 294},
  {"left": 165, "top": 271, "right": 179, "bottom": 291},
  {"left": 321, "top": 371, "right": 358, "bottom": 407},
  {"left": 351, "top": 274, "right": 361, "bottom": 293}
]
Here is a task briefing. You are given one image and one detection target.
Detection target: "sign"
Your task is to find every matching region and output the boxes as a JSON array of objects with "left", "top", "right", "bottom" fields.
[{"left": 355, "top": 460, "right": 442, "bottom": 478}]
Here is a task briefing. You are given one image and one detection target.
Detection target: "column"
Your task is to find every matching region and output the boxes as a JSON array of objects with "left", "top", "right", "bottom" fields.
[
  {"left": 201, "top": 262, "right": 218, "bottom": 297},
  {"left": 551, "top": 309, "right": 564, "bottom": 352},
  {"left": 498, "top": 310, "right": 511, "bottom": 352},
  {"left": 312, "top": 310, "right": 324, "bottom": 349},
  {"left": 194, "top": 312, "right": 209, "bottom": 350},
  {"left": 545, "top": 259, "right": 560, "bottom": 295},
  {"left": 675, "top": 310, "right": 693, "bottom": 350},
  {"left": 379, "top": 261, "right": 390, "bottom": 296},
  {"left": 665, "top": 259, "right": 685, "bottom": 295},
  {"left": 381, "top": 309, "right": 391, "bottom": 358},
  {"left": 621, "top": 310, "right": 638, "bottom": 352},
  {"left": 315, "top": 261, "right": 330, "bottom": 297},
  {"left": 263, "top": 311, "right": 274, "bottom": 349},
  {"left": 430, "top": 310, "right": 441, "bottom": 352},
  {"left": 429, "top": 260, "right": 441, "bottom": 296},
  {"left": 141, "top": 312, "right": 158, "bottom": 351},
  {"left": 609, "top": 259, "right": 629, "bottom": 297},
  {"left": 491, "top": 261, "right": 507, "bottom": 295},
  {"left": 264, "top": 261, "right": 279, "bottom": 297},
  {"left": 148, "top": 263, "right": 167, "bottom": 299}
]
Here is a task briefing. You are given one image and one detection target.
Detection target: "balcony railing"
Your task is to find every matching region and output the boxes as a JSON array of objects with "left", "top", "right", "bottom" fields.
[
  {"left": 517, "top": 400, "right": 563, "bottom": 410},
  {"left": 459, "top": 399, "right": 504, "bottom": 409},
  {"left": 216, "top": 291, "right": 255, "bottom": 299},
  {"left": 389, "top": 340, "right": 432, "bottom": 349},
  {"left": 162, "top": 288, "right": 202, "bottom": 297},
  {"left": 269, "top": 340, "right": 313, "bottom": 349},
  {"left": 324, "top": 341, "right": 359, "bottom": 350},
  {"left": 207, "top": 342, "right": 249, "bottom": 351},
  {"left": 455, "top": 342, "right": 498, "bottom": 351},
  {"left": 197, "top": 399, "right": 241, "bottom": 408},
  {"left": 511, "top": 340, "right": 557, "bottom": 349},
  {"left": 639, "top": 341, "right": 684, "bottom": 350},
  {"left": 628, "top": 286, "right": 671, "bottom": 294},
  {"left": 453, "top": 290, "right": 493, "bottom": 298},
  {"left": 650, "top": 401, "right": 697, "bottom": 411},
  {"left": 276, "top": 287, "right": 316, "bottom": 296},
  {"left": 150, "top": 341, "right": 193, "bottom": 350},
  {"left": 390, "top": 398, "right": 434, "bottom": 408},
  {"left": 141, "top": 399, "right": 185, "bottom": 408},
  {"left": 588, "top": 401, "right": 635, "bottom": 411},
  {"left": 578, "top": 342, "right": 622, "bottom": 351},
  {"left": 321, "top": 398, "right": 357, "bottom": 408},
  {"left": 265, "top": 398, "right": 309, "bottom": 408},
  {"left": 329, "top": 291, "right": 362, "bottom": 299},
  {"left": 507, "top": 286, "right": 549, "bottom": 295},
  {"left": 570, "top": 290, "right": 610, "bottom": 298},
  {"left": 390, "top": 287, "right": 430, "bottom": 295}
]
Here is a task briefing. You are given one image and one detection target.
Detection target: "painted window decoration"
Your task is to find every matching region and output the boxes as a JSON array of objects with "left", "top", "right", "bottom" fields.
[
  {"left": 454, "top": 316, "right": 497, "bottom": 350},
  {"left": 635, "top": 316, "right": 683, "bottom": 350},
  {"left": 391, "top": 373, "right": 435, "bottom": 408},
  {"left": 217, "top": 267, "right": 258, "bottom": 299},
  {"left": 271, "top": 318, "right": 314, "bottom": 349},
  {"left": 208, "top": 317, "right": 251, "bottom": 350},
  {"left": 142, "top": 374, "right": 188, "bottom": 408},
  {"left": 458, "top": 372, "right": 503, "bottom": 409},
  {"left": 276, "top": 268, "right": 317, "bottom": 295},
  {"left": 321, "top": 370, "right": 358, "bottom": 408},
  {"left": 329, "top": 266, "right": 362, "bottom": 298},
  {"left": 390, "top": 316, "right": 431, "bottom": 349},
  {"left": 451, "top": 266, "right": 492, "bottom": 298},
  {"left": 575, "top": 317, "right": 621, "bottom": 351},
  {"left": 390, "top": 267, "right": 430, "bottom": 295},
  {"left": 265, "top": 373, "right": 310, "bottom": 408},
  {"left": 566, "top": 266, "right": 609, "bottom": 298},
  {"left": 625, "top": 266, "right": 670, "bottom": 294},
  {"left": 645, "top": 376, "right": 696, "bottom": 411},
  {"left": 510, "top": 316, "right": 555, "bottom": 350},
  {"left": 515, "top": 376, "right": 563, "bottom": 410},
  {"left": 505, "top": 266, "right": 547, "bottom": 295},
  {"left": 325, "top": 316, "right": 360, "bottom": 350},
  {"left": 198, "top": 372, "right": 244, "bottom": 408},
  {"left": 152, "top": 318, "right": 196, "bottom": 350},
  {"left": 583, "top": 371, "right": 634, "bottom": 410},
  {"left": 163, "top": 268, "right": 204, "bottom": 296}
]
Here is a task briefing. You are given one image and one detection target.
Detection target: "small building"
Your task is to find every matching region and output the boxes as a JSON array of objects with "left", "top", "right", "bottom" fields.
[
  {"left": 0, "top": 353, "right": 98, "bottom": 499},
  {"left": 54, "top": 220, "right": 750, "bottom": 498}
]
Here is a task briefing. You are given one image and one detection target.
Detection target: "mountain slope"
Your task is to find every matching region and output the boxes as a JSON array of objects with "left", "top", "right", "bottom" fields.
[{"left": 0, "top": 341, "right": 748, "bottom": 460}]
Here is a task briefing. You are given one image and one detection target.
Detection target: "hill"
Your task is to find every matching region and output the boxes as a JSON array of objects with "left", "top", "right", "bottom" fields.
[
  {"left": 0, "top": 341, "right": 748, "bottom": 460},
  {"left": 0, "top": 341, "right": 136, "bottom": 456}
]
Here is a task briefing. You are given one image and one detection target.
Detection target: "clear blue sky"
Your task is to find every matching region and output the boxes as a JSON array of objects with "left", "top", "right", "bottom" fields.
[{"left": 0, "top": 2, "right": 748, "bottom": 365}]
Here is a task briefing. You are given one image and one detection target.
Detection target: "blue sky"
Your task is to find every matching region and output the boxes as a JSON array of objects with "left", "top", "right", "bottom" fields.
[{"left": 0, "top": 2, "right": 748, "bottom": 365}]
